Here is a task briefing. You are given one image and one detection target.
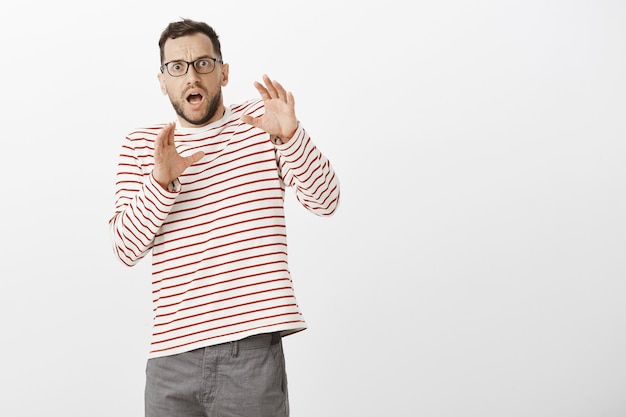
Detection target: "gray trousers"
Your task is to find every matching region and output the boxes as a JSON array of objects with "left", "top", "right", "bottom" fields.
[{"left": 145, "top": 332, "right": 289, "bottom": 417}]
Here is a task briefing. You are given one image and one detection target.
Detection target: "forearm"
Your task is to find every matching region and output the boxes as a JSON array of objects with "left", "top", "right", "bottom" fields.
[
  {"left": 276, "top": 124, "right": 340, "bottom": 216},
  {"left": 109, "top": 172, "right": 179, "bottom": 266}
]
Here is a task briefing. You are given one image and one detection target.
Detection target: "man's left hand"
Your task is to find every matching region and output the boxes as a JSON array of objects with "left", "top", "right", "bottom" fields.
[{"left": 241, "top": 74, "right": 298, "bottom": 144}]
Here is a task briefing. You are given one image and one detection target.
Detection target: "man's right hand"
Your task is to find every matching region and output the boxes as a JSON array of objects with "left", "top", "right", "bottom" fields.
[{"left": 152, "top": 122, "right": 205, "bottom": 189}]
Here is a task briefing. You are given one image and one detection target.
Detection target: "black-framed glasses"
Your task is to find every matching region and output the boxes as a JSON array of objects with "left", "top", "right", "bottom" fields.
[{"left": 160, "top": 57, "right": 221, "bottom": 77}]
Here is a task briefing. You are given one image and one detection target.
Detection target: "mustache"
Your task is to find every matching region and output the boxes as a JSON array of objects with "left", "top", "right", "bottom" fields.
[{"left": 182, "top": 84, "right": 207, "bottom": 98}]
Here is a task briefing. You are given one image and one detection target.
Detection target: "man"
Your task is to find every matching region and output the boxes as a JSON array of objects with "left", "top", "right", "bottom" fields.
[{"left": 109, "top": 18, "right": 340, "bottom": 417}]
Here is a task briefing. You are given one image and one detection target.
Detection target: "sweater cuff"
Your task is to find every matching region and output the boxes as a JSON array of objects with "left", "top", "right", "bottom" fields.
[
  {"left": 147, "top": 173, "right": 181, "bottom": 211},
  {"left": 167, "top": 178, "right": 182, "bottom": 192},
  {"left": 274, "top": 122, "right": 303, "bottom": 152}
]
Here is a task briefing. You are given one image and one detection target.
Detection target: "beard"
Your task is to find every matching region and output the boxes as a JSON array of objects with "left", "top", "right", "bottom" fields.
[{"left": 171, "top": 89, "right": 223, "bottom": 127}]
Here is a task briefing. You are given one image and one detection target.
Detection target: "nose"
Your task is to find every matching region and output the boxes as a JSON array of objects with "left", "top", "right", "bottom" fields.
[{"left": 184, "top": 65, "right": 201, "bottom": 83}]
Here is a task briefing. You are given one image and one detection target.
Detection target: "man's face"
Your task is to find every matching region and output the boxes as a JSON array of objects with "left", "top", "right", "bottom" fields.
[{"left": 158, "top": 32, "right": 229, "bottom": 128}]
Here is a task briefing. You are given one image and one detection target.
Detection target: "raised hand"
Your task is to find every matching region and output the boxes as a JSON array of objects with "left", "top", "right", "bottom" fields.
[
  {"left": 152, "top": 122, "right": 205, "bottom": 189},
  {"left": 240, "top": 74, "right": 298, "bottom": 143}
]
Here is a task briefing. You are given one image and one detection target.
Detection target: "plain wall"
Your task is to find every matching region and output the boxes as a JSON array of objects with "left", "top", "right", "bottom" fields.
[{"left": 0, "top": 1, "right": 624, "bottom": 416}]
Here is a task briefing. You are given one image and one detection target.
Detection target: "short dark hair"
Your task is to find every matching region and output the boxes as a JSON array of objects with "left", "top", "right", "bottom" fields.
[{"left": 158, "top": 18, "right": 222, "bottom": 64}]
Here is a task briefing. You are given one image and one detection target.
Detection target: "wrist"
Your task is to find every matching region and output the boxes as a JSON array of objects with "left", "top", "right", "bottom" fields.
[
  {"left": 152, "top": 172, "right": 179, "bottom": 192},
  {"left": 272, "top": 125, "right": 298, "bottom": 145}
]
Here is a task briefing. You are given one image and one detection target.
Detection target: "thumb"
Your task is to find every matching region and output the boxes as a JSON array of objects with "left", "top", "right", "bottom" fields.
[
  {"left": 186, "top": 151, "right": 205, "bottom": 166},
  {"left": 240, "top": 114, "right": 258, "bottom": 127}
]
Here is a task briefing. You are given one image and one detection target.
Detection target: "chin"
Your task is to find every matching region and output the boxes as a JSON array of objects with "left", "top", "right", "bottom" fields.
[{"left": 180, "top": 109, "right": 211, "bottom": 126}]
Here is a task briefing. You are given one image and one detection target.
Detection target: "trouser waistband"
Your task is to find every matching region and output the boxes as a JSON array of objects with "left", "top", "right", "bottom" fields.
[
  {"left": 226, "top": 332, "right": 281, "bottom": 357},
  {"left": 238, "top": 331, "right": 281, "bottom": 346}
]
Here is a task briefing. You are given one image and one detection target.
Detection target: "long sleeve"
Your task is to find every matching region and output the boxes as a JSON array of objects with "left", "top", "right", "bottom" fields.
[
  {"left": 108, "top": 133, "right": 179, "bottom": 266},
  {"left": 275, "top": 123, "right": 340, "bottom": 216},
  {"left": 107, "top": 102, "right": 338, "bottom": 358}
]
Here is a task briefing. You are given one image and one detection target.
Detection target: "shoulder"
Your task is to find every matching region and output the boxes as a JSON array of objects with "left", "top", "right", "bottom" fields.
[
  {"left": 126, "top": 123, "right": 166, "bottom": 140},
  {"left": 230, "top": 98, "right": 264, "bottom": 118},
  {"left": 122, "top": 124, "right": 168, "bottom": 151}
]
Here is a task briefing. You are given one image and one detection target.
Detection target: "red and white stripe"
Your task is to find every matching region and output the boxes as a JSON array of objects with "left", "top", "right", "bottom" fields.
[{"left": 109, "top": 99, "right": 339, "bottom": 358}]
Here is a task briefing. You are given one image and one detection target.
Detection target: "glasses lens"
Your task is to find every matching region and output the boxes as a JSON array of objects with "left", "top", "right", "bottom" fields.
[
  {"left": 164, "top": 59, "right": 216, "bottom": 76},
  {"left": 167, "top": 61, "right": 188, "bottom": 76},
  {"left": 194, "top": 59, "right": 215, "bottom": 74}
]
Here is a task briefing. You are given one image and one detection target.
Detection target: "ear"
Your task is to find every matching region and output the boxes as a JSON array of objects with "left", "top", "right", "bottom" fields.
[
  {"left": 220, "top": 62, "right": 229, "bottom": 87},
  {"left": 157, "top": 72, "right": 168, "bottom": 95}
]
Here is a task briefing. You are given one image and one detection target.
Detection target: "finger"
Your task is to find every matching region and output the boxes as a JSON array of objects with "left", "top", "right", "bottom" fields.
[
  {"left": 253, "top": 81, "right": 270, "bottom": 101},
  {"left": 155, "top": 123, "right": 168, "bottom": 150},
  {"left": 186, "top": 151, "right": 205, "bottom": 166},
  {"left": 157, "top": 122, "right": 175, "bottom": 148},
  {"left": 262, "top": 74, "right": 279, "bottom": 98},
  {"left": 240, "top": 114, "right": 258, "bottom": 127},
  {"left": 271, "top": 79, "right": 288, "bottom": 102},
  {"left": 165, "top": 122, "right": 176, "bottom": 146}
]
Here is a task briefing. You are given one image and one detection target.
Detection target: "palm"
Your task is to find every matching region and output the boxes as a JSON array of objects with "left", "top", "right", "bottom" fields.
[
  {"left": 241, "top": 75, "right": 298, "bottom": 140},
  {"left": 153, "top": 122, "right": 205, "bottom": 189}
]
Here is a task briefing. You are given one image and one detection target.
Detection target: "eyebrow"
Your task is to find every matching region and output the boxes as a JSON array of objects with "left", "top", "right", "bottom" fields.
[{"left": 165, "top": 54, "right": 213, "bottom": 63}]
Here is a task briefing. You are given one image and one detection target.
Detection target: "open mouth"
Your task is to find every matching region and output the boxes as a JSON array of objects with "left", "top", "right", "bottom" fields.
[{"left": 187, "top": 92, "right": 204, "bottom": 105}]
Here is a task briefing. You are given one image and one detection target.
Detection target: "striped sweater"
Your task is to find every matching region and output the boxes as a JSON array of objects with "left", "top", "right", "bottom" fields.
[{"left": 109, "top": 98, "right": 340, "bottom": 358}]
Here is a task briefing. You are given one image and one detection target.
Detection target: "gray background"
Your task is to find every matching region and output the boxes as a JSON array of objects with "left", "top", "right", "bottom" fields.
[{"left": 1, "top": 1, "right": 624, "bottom": 416}]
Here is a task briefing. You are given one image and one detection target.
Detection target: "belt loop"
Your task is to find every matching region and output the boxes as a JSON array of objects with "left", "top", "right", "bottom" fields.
[
  {"left": 231, "top": 340, "right": 239, "bottom": 357},
  {"left": 271, "top": 332, "right": 281, "bottom": 345}
]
